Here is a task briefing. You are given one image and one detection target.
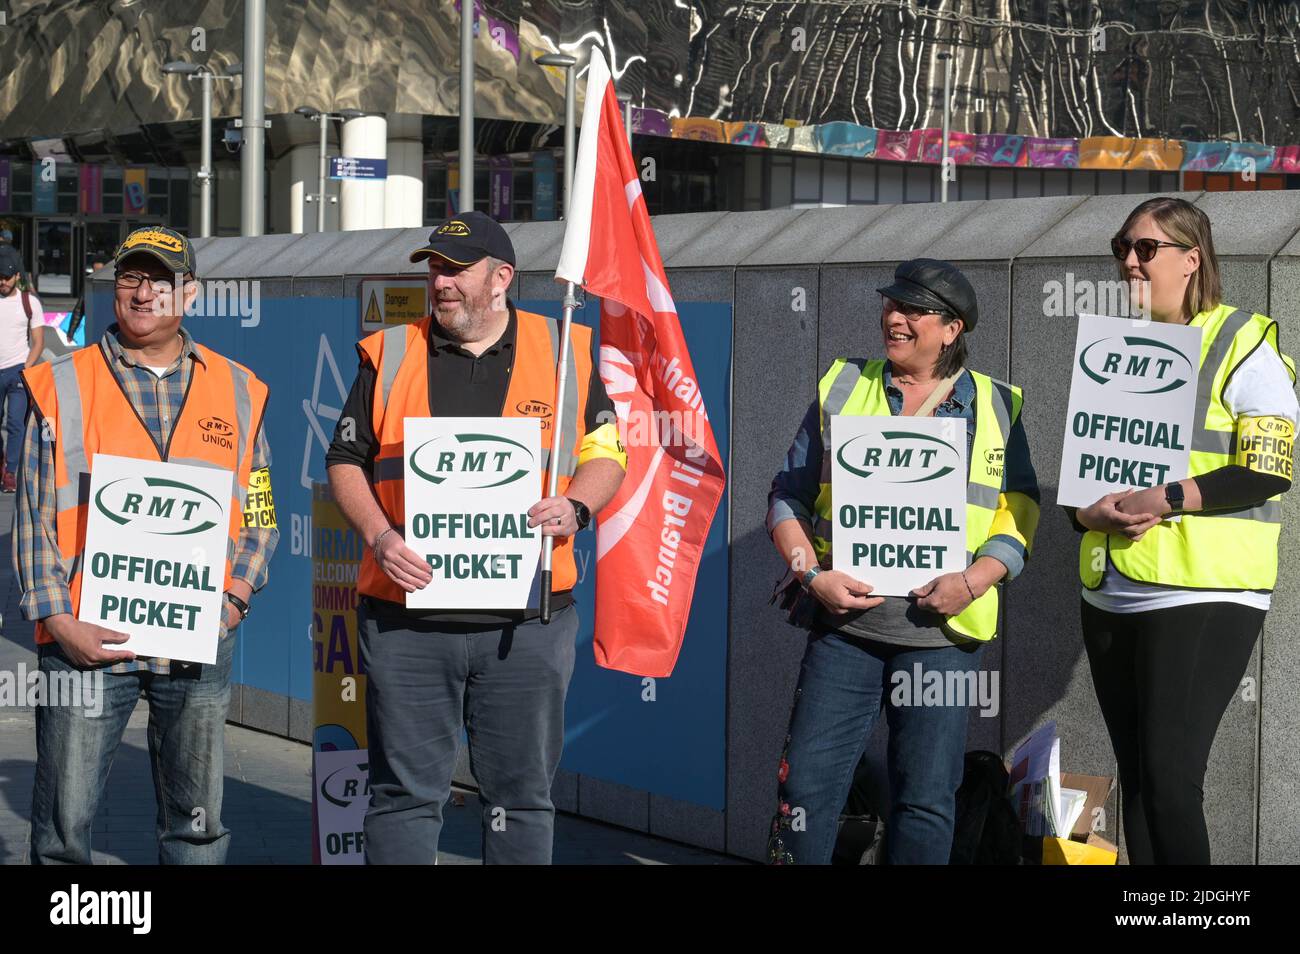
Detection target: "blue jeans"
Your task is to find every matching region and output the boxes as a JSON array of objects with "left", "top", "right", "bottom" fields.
[
  {"left": 30, "top": 632, "right": 237, "bottom": 865},
  {"left": 359, "top": 600, "right": 578, "bottom": 864},
  {"left": 772, "top": 630, "right": 985, "bottom": 864},
  {"left": 0, "top": 361, "right": 27, "bottom": 474}
]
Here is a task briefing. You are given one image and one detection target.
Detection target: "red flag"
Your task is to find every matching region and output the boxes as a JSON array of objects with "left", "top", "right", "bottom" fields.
[{"left": 556, "top": 49, "right": 726, "bottom": 677}]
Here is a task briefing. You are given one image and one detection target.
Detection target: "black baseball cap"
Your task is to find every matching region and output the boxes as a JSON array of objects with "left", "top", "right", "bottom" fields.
[
  {"left": 877, "top": 258, "right": 979, "bottom": 332},
  {"left": 410, "top": 211, "right": 515, "bottom": 267},
  {"left": 114, "top": 226, "right": 197, "bottom": 276},
  {"left": 0, "top": 245, "right": 22, "bottom": 278}
]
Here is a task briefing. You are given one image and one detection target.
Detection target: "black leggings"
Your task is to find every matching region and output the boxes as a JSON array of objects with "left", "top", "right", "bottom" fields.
[{"left": 1081, "top": 598, "right": 1263, "bottom": 865}]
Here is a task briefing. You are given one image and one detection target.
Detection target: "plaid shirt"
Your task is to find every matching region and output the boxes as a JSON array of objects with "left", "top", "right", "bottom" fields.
[{"left": 12, "top": 323, "right": 277, "bottom": 674}]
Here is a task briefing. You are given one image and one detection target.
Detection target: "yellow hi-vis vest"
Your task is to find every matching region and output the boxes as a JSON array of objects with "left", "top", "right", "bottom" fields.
[
  {"left": 1080, "top": 304, "right": 1296, "bottom": 592},
  {"left": 813, "top": 359, "right": 1023, "bottom": 642}
]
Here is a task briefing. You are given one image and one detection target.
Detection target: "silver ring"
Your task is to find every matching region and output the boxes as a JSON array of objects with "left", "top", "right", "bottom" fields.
[{"left": 553, "top": 516, "right": 561, "bottom": 525}]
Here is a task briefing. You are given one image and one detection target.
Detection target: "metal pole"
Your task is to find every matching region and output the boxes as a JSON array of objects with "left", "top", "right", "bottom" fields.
[
  {"left": 459, "top": 0, "right": 475, "bottom": 212},
  {"left": 940, "top": 52, "right": 952, "bottom": 203},
  {"left": 563, "top": 64, "right": 576, "bottom": 216},
  {"left": 618, "top": 91, "right": 633, "bottom": 148},
  {"left": 539, "top": 280, "right": 579, "bottom": 624},
  {"left": 317, "top": 115, "right": 328, "bottom": 232},
  {"left": 199, "top": 70, "right": 213, "bottom": 237},
  {"left": 241, "top": 0, "right": 266, "bottom": 236}
]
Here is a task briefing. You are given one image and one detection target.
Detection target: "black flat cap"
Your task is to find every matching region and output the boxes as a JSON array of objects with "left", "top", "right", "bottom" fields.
[
  {"left": 877, "top": 258, "right": 979, "bottom": 332},
  {"left": 410, "top": 211, "right": 516, "bottom": 267}
]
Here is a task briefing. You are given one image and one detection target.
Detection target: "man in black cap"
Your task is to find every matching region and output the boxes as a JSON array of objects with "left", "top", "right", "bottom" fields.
[
  {"left": 326, "top": 211, "right": 628, "bottom": 864},
  {"left": 764, "top": 257, "right": 1039, "bottom": 865},
  {"left": 0, "top": 244, "right": 43, "bottom": 491},
  {"left": 18, "top": 225, "right": 277, "bottom": 863}
]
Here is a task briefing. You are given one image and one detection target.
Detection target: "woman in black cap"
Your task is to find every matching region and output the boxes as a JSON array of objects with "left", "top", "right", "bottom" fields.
[
  {"left": 1070, "top": 196, "right": 1296, "bottom": 864},
  {"left": 765, "top": 258, "right": 1040, "bottom": 864}
]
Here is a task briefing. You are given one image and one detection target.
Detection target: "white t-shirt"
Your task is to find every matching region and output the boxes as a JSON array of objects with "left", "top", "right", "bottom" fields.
[
  {"left": 0, "top": 288, "right": 43, "bottom": 370},
  {"left": 1083, "top": 340, "right": 1299, "bottom": 613}
]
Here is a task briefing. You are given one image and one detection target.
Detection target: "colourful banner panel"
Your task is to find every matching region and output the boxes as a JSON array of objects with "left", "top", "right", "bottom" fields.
[
  {"left": 488, "top": 154, "right": 512, "bottom": 219},
  {"left": 631, "top": 107, "right": 672, "bottom": 138},
  {"left": 79, "top": 164, "right": 102, "bottom": 213},
  {"left": 532, "top": 150, "right": 556, "bottom": 221},
  {"left": 1027, "top": 137, "right": 1079, "bottom": 168},
  {"left": 309, "top": 483, "right": 367, "bottom": 865},
  {"left": 725, "top": 122, "right": 768, "bottom": 147},
  {"left": 671, "top": 118, "right": 726, "bottom": 143},
  {"left": 786, "top": 125, "right": 818, "bottom": 152},
  {"left": 761, "top": 123, "right": 793, "bottom": 149},
  {"left": 975, "top": 134, "right": 1028, "bottom": 166},
  {"left": 0, "top": 159, "right": 9, "bottom": 213},
  {"left": 874, "top": 129, "right": 915, "bottom": 161},
  {"left": 124, "top": 166, "right": 147, "bottom": 213},
  {"left": 1273, "top": 145, "right": 1300, "bottom": 174},
  {"left": 816, "top": 122, "right": 878, "bottom": 157},
  {"left": 915, "top": 129, "right": 975, "bottom": 164},
  {"left": 34, "top": 163, "right": 56, "bottom": 213},
  {"left": 1180, "top": 142, "right": 1230, "bottom": 171},
  {"left": 1079, "top": 137, "right": 1183, "bottom": 170},
  {"left": 1220, "top": 142, "right": 1275, "bottom": 173}
]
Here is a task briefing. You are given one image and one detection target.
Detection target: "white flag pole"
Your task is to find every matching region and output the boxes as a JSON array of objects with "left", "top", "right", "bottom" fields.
[{"left": 544, "top": 49, "right": 611, "bottom": 623}]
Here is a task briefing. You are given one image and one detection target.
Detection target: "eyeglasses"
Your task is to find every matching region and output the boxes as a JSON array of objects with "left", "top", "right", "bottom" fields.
[
  {"left": 1111, "top": 236, "right": 1191, "bottom": 263},
  {"left": 885, "top": 298, "right": 949, "bottom": 320},
  {"left": 115, "top": 272, "right": 177, "bottom": 293}
]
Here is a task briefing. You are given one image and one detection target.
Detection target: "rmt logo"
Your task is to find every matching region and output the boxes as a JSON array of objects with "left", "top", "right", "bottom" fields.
[{"left": 198, "top": 416, "right": 235, "bottom": 450}]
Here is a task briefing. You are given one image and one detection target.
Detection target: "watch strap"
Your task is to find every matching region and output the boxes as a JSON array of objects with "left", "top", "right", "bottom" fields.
[{"left": 225, "top": 592, "right": 250, "bottom": 619}]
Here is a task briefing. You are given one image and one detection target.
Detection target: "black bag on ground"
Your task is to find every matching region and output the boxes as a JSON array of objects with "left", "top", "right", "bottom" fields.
[{"left": 949, "top": 749, "right": 1020, "bottom": 865}]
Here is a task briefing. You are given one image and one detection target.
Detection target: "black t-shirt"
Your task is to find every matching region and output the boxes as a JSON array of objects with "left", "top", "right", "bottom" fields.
[{"left": 325, "top": 301, "right": 615, "bottom": 625}]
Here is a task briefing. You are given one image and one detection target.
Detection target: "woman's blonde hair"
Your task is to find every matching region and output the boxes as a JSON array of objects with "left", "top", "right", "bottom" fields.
[{"left": 1114, "top": 196, "right": 1223, "bottom": 319}]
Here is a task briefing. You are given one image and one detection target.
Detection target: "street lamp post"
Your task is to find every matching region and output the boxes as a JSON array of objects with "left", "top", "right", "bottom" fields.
[
  {"left": 163, "top": 60, "right": 241, "bottom": 238},
  {"left": 617, "top": 91, "right": 633, "bottom": 148},
  {"left": 460, "top": 0, "right": 475, "bottom": 213},
  {"left": 242, "top": 0, "right": 267, "bottom": 236},
  {"left": 535, "top": 53, "right": 577, "bottom": 216},
  {"left": 938, "top": 51, "right": 953, "bottom": 203},
  {"left": 294, "top": 107, "right": 354, "bottom": 231}
]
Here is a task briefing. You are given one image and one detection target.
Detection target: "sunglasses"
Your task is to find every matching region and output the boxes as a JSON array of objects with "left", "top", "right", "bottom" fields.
[{"left": 1111, "top": 236, "right": 1192, "bottom": 263}]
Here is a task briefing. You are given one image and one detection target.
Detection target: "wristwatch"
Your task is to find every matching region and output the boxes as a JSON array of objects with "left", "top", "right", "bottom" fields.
[
  {"left": 225, "top": 592, "right": 250, "bottom": 621},
  {"left": 567, "top": 498, "right": 592, "bottom": 531},
  {"left": 1163, "top": 481, "right": 1185, "bottom": 514},
  {"left": 800, "top": 566, "right": 822, "bottom": 591}
]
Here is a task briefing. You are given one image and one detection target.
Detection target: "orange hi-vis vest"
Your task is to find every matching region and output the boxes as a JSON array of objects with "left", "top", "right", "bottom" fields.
[
  {"left": 356, "top": 309, "right": 591, "bottom": 604},
  {"left": 22, "top": 340, "right": 269, "bottom": 645}
]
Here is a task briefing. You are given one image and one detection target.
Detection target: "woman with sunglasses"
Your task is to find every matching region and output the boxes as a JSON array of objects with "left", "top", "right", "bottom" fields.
[{"left": 1072, "top": 196, "right": 1296, "bottom": 864}]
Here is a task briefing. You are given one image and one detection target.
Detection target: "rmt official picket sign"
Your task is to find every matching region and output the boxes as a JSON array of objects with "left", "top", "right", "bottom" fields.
[
  {"left": 402, "top": 417, "right": 543, "bottom": 609},
  {"left": 1057, "top": 313, "right": 1203, "bottom": 507},
  {"left": 830, "top": 415, "right": 968, "bottom": 596},
  {"left": 77, "top": 454, "right": 234, "bottom": 664}
]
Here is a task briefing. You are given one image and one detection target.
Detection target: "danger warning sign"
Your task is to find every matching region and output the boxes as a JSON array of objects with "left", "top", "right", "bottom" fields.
[{"left": 358, "top": 277, "right": 428, "bottom": 332}]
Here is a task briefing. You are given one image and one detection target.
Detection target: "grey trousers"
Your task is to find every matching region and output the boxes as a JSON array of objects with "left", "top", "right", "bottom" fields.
[{"left": 358, "top": 600, "right": 578, "bottom": 864}]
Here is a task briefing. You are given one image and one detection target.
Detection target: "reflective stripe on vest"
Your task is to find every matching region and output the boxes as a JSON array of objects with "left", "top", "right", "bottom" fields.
[
  {"left": 1080, "top": 304, "right": 1295, "bottom": 592},
  {"left": 23, "top": 342, "right": 266, "bottom": 645},
  {"left": 355, "top": 310, "right": 590, "bottom": 602},
  {"left": 813, "top": 359, "right": 1022, "bottom": 642}
]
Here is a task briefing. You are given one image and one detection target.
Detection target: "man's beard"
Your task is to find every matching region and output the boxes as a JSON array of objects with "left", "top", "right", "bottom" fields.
[{"left": 435, "top": 290, "right": 494, "bottom": 341}]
